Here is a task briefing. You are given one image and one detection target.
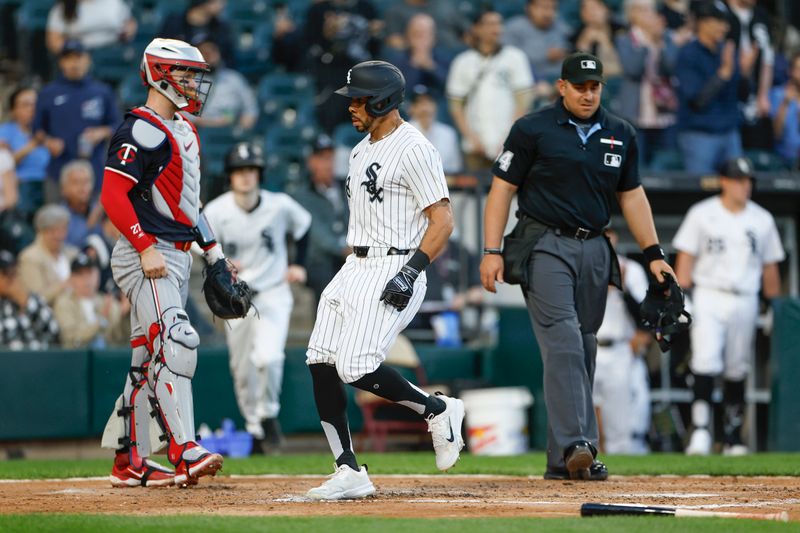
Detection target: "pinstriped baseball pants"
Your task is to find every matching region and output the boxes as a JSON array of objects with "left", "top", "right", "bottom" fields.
[{"left": 306, "top": 253, "right": 426, "bottom": 383}]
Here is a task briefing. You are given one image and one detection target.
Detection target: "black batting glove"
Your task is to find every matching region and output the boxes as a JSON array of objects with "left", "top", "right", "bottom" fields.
[{"left": 380, "top": 264, "right": 420, "bottom": 311}]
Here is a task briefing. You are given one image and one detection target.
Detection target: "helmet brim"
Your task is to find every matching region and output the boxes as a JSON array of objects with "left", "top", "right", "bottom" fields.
[{"left": 334, "top": 85, "right": 374, "bottom": 98}]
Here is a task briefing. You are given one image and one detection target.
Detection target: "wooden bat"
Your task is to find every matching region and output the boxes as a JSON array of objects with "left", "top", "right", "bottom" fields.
[{"left": 581, "top": 503, "right": 789, "bottom": 522}]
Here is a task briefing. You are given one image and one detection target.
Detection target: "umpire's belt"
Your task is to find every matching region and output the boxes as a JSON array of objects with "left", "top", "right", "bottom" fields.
[
  {"left": 353, "top": 246, "right": 411, "bottom": 258},
  {"left": 517, "top": 212, "right": 601, "bottom": 241},
  {"left": 552, "top": 226, "right": 602, "bottom": 241}
]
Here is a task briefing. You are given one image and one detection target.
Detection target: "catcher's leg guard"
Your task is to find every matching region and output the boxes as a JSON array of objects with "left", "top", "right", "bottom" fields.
[{"left": 148, "top": 307, "right": 222, "bottom": 487}]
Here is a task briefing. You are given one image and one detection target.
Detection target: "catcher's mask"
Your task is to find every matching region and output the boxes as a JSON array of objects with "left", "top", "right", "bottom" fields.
[{"left": 141, "top": 38, "right": 212, "bottom": 116}]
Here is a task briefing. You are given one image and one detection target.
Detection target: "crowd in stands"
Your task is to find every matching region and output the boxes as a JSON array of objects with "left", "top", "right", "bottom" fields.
[{"left": 0, "top": 0, "right": 797, "bottom": 350}]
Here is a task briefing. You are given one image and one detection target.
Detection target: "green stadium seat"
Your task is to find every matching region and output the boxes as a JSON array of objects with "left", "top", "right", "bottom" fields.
[
  {"left": 649, "top": 149, "right": 685, "bottom": 172},
  {"left": 745, "top": 149, "right": 789, "bottom": 172},
  {"left": 333, "top": 122, "right": 364, "bottom": 151},
  {"left": 91, "top": 44, "right": 140, "bottom": 87},
  {"left": 15, "top": 0, "right": 50, "bottom": 30}
]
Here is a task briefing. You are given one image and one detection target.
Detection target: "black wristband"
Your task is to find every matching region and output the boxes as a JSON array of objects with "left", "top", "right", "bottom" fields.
[
  {"left": 483, "top": 248, "right": 502, "bottom": 255},
  {"left": 643, "top": 244, "right": 665, "bottom": 263},
  {"left": 405, "top": 249, "right": 431, "bottom": 273}
]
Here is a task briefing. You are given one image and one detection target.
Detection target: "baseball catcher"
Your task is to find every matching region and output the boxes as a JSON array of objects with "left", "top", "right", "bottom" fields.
[{"left": 639, "top": 272, "right": 692, "bottom": 352}]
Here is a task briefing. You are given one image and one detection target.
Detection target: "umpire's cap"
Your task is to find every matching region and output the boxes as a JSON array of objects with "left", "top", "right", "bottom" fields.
[
  {"left": 225, "top": 142, "right": 265, "bottom": 173},
  {"left": 561, "top": 52, "right": 605, "bottom": 84},
  {"left": 335, "top": 60, "right": 405, "bottom": 117},
  {"left": 720, "top": 157, "right": 756, "bottom": 180}
]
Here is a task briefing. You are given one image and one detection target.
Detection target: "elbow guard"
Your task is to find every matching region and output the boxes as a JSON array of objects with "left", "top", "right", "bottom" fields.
[{"left": 193, "top": 212, "right": 217, "bottom": 249}]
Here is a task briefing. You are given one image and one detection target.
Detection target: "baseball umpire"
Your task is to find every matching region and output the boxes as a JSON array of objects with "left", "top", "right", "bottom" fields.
[
  {"left": 480, "top": 52, "right": 675, "bottom": 480},
  {"left": 203, "top": 141, "right": 311, "bottom": 454},
  {"left": 304, "top": 60, "right": 465, "bottom": 500},
  {"left": 100, "top": 38, "right": 252, "bottom": 488}
]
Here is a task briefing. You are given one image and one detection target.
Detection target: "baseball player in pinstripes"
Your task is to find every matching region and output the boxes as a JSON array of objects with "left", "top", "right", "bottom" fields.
[
  {"left": 304, "top": 60, "right": 465, "bottom": 500},
  {"left": 100, "top": 38, "right": 228, "bottom": 488},
  {"left": 675, "top": 157, "right": 784, "bottom": 456},
  {"left": 203, "top": 142, "right": 311, "bottom": 453}
]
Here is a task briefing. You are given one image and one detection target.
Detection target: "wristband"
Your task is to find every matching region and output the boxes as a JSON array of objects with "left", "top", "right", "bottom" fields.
[
  {"left": 483, "top": 248, "right": 502, "bottom": 255},
  {"left": 643, "top": 244, "right": 665, "bottom": 263},
  {"left": 405, "top": 249, "right": 430, "bottom": 273}
]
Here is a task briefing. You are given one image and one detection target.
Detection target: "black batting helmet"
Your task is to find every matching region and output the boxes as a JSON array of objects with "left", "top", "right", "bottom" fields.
[
  {"left": 335, "top": 60, "right": 405, "bottom": 117},
  {"left": 225, "top": 142, "right": 265, "bottom": 174}
]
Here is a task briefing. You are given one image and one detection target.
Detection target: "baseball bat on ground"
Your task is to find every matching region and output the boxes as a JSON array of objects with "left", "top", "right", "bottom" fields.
[{"left": 581, "top": 503, "right": 789, "bottom": 522}]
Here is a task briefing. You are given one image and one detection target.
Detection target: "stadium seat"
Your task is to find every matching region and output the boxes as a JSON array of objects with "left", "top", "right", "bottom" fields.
[
  {"left": 232, "top": 21, "right": 275, "bottom": 82},
  {"left": 14, "top": 0, "right": 50, "bottom": 30},
  {"left": 224, "top": 0, "right": 271, "bottom": 25},
  {"left": 118, "top": 72, "right": 146, "bottom": 110},
  {"left": 91, "top": 44, "right": 140, "bottom": 87},
  {"left": 264, "top": 124, "right": 317, "bottom": 160},
  {"left": 649, "top": 149, "right": 685, "bottom": 172},
  {"left": 333, "top": 122, "right": 364, "bottom": 151},
  {"left": 257, "top": 73, "right": 316, "bottom": 128},
  {"left": 745, "top": 149, "right": 789, "bottom": 172},
  {"left": 494, "top": 0, "right": 526, "bottom": 18}
]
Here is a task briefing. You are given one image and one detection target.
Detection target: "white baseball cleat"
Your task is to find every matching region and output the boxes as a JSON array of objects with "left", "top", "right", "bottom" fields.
[
  {"left": 427, "top": 393, "right": 465, "bottom": 471},
  {"left": 306, "top": 464, "right": 376, "bottom": 500},
  {"left": 723, "top": 444, "right": 749, "bottom": 456},
  {"left": 685, "top": 428, "right": 712, "bottom": 456}
]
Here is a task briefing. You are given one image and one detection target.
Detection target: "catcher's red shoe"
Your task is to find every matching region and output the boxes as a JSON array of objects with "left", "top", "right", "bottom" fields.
[
  {"left": 168, "top": 440, "right": 223, "bottom": 488},
  {"left": 110, "top": 453, "right": 175, "bottom": 487}
]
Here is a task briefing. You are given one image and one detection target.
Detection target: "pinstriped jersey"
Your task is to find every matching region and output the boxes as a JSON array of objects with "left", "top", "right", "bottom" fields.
[{"left": 345, "top": 122, "right": 449, "bottom": 249}]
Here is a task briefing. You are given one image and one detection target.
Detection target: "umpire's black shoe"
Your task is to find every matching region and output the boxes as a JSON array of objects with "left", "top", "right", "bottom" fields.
[
  {"left": 544, "top": 461, "right": 608, "bottom": 481},
  {"left": 563, "top": 441, "right": 597, "bottom": 480}
]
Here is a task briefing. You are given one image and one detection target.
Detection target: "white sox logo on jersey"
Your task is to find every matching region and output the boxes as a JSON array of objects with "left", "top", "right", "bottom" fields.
[{"left": 361, "top": 162, "right": 383, "bottom": 203}]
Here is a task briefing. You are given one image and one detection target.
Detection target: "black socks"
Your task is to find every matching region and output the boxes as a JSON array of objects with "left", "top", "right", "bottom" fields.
[{"left": 352, "top": 364, "right": 445, "bottom": 417}]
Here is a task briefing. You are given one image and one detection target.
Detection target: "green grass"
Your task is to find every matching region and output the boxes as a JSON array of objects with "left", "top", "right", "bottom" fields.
[
  {"left": 0, "top": 515, "right": 797, "bottom": 533},
  {"left": 1, "top": 452, "right": 800, "bottom": 479}
]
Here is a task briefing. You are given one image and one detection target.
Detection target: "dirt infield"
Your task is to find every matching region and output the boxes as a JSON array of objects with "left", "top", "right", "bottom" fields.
[{"left": 1, "top": 475, "right": 799, "bottom": 520}]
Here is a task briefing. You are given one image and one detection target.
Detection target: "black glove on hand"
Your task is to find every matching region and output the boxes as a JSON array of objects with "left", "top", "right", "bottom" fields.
[{"left": 380, "top": 264, "right": 419, "bottom": 311}]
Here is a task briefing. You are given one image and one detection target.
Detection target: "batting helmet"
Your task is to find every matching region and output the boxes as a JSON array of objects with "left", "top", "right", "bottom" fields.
[
  {"left": 335, "top": 60, "right": 405, "bottom": 117},
  {"left": 225, "top": 142, "right": 265, "bottom": 174}
]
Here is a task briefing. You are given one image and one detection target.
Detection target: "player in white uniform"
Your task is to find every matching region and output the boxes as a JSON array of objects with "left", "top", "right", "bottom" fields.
[
  {"left": 674, "top": 157, "right": 784, "bottom": 456},
  {"left": 203, "top": 142, "right": 311, "bottom": 453},
  {"left": 304, "top": 61, "right": 466, "bottom": 500},
  {"left": 593, "top": 229, "right": 652, "bottom": 454}
]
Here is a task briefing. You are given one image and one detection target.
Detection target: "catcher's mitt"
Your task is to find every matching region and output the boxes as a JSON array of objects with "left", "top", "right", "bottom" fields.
[
  {"left": 202, "top": 259, "right": 254, "bottom": 319},
  {"left": 639, "top": 272, "right": 692, "bottom": 352}
]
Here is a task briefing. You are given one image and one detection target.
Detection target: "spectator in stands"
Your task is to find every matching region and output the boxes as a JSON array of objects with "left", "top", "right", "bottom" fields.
[
  {"left": 271, "top": 2, "right": 305, "bottom": 72},
  {"left": 305, "top": 0, "right": 383, "bottom": 132},
  {"left": 408, "top": 90, "right": 462, "bottom": 174},
  {"left": 18, "top": 204, "right": 78, "bottom": 305},
  {"left": 191, "top": 36, "right": 258, "bottom": 130},
  {"left": 385, "top": 14, "right": 451, "bottom": 100},
  {"left": 291, "top": 134, "right": 349, "bottom": 307},
  {"left": 383, "top": 0, "right": 469, "bottom": 52},
  {"left": 660, "top": 0, "right": 690, "bottom": 31},
  {"left": 727, "top": 0, "right": 776, "bottom": 151},
  {"left": 505, "top": 0, "right": 572, "bottom": 83},
  {"left": 33, "top": 40, "right": 120, "bottom": 202},
  {"left": 0, "top": 144, "right": 18, "bottom": 213},
  {"left": 770, "top": 52, "right": 800, "bottom": 168},
  {"left": 447, "top": 9, "right": 534, "bottom": 171},
  {"left": 675, "top": 1, "right": 742, "bottom": 175},
  {"left": 0, "top": 88, "right": 50, "bottom": 216},
  {"left": 46, "top": 0, "right": 137, "bottom": 55},
  {"left": 159, "top": 0, "right": 235, "bottom": 68},
  {"left": 83, "top": 212, "right": 120, "bottom": 295},
  {"left": 53, "top": 251, "right": 128, "bottom": 348},
  {"left": 60, "top": 160, "right": 103, "bottom": 248},
  {"left": 0, "top": 250, "right": 60, "bottom": 350},
  {"left": 570, "top": 0, "right": 623, "bottom": 80},
  {"left": 614, "top": 0, "right": 680, "bottom": 168}
]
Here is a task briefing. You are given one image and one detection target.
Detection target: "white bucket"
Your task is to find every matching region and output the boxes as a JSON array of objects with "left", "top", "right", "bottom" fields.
[{"left": 460, "top": 387, "right": 534, "bottom": 456}]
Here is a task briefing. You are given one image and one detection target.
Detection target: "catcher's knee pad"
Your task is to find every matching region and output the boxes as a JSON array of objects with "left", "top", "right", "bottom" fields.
[{"left": 149, "top": 307, "right": 200, "bottom": 446}]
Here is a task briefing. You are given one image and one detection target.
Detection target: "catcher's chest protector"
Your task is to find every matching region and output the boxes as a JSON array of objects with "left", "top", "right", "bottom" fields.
[{"left": 131, "top": 107, "right": 201, "bottom": 227}]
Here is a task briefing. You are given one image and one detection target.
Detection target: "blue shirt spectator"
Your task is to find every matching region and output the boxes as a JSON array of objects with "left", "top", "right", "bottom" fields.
[
  {"left": 504, "top": 0, "right": 571, "bottom": 83},
  {"left": 0, "top": 88, "right": 50, "bottom": 215},
  {"left": 674, "top": 1, "right": 741, "bottom": 174},
  {"left": 384, "top": 13, "right": 451, "bottom": 100},
  {"left": 33, "top": 40, "right": 120, "bottom": 202},
  {"left": 60, "top": 160, "right": 103, "bottom": 249},
  {"left": 769, "top": 53, "right": 800, "bottom": 167}
]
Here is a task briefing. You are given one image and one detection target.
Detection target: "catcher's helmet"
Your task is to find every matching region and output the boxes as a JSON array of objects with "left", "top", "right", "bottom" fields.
[
  {"left": 141, "top": 38, "right": 211, "bottom": 116},
  {"left": 225, "top": 142, "right": 265, "bottom": 174},
  {"left": 335, "top": 60, "right": 405, "bottom": 117}
]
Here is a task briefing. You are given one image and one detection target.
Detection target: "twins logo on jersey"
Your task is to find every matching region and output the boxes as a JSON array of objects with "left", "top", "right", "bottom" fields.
[{"left": 361, "top": 162, "right": 384, "bottom": 203}]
